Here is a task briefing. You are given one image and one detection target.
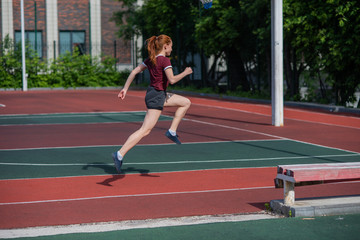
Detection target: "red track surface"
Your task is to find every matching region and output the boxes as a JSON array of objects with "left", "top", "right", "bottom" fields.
[
  {"left": 0, "top": 168, "right": 275, "bottom": 204},
  {"left": 1, "top": 90, "right": 360, "bottom": 229},
  {"left": 1, "top": 180, "right": 359, "bottom": 229},
  {"left": 0, "top": 120, "right": 276, "bottom": 150}
]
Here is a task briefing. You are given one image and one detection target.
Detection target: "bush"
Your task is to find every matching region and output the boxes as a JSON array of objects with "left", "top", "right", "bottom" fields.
[
  {"left": 0, "top": 36, "right": 22, "bottom": 89},
  {"left": 0, "top": 36, "right": 129, "bottom": 89}
]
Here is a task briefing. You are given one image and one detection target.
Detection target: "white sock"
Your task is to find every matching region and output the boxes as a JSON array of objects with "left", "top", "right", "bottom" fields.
[
  {"left": 117, "top": 151, "right": 123, "bottom": 161},
  {"left": 168, "top": 129, "right": 176, "bottom": 136}
]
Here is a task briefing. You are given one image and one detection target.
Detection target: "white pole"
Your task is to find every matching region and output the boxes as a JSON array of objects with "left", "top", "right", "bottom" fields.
[
  {"left": 21, "top": 0, "right": 27, "bottom": 91},
  {"left": 271, "top": 0, "right": 283, "bottom": 126}
]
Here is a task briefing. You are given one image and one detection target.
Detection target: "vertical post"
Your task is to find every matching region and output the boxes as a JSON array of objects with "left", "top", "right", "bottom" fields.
[
  {"left": 114, "top": 40, "right": 117, "bottom": 69},
  {"left": 88, "top": 1, "right": 92, "bottom": 58},
  {"left": 284, "top": 181, "right": 295, "bottom": 206},
  {"left": 34, "top": 0, "right": 37, "bottom": 54},
  {"left": 21, "top": 0, "right": 27, "bottom": 91},
  {"left": 198, "top": 0, "right": 205, "bottom": 88},
  {"left": 271, "top": 0, "right": 284, "bottom": 126},
  {"left": 46, "top": 0, "right": 58, "bottom": 60},
  {"left": 53, "top": 40, "right": 56, "bottom": 59},
  {"left": 131, "top": 36, "right": 139, "bottom": 84}
]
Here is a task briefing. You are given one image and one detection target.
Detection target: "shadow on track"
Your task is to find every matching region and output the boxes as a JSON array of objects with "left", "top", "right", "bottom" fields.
[{"left": 82, "top": 162, "right": 159, "bottom": 187}]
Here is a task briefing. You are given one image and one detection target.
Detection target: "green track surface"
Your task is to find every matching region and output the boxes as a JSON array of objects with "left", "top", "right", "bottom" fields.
[
  {"left": 1, "top": 109, "right": 360, "bottom": 239},
  {"left": 1, "top": 140, "right": 359, "bottom": 179},
  {"left": 0, "top": 112, "right": 171, "bottom": 125},
  {"left": 7, "top": 214, "right": 360, "bottom": 240}
]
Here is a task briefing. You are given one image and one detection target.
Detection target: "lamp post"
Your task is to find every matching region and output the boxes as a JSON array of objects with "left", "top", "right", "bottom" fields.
[
  {"left": 271, "top": 0, "right": 284, "bottom": 126},
  {"left": 21, "top": 0, "right": 27, "bottom": 91}
]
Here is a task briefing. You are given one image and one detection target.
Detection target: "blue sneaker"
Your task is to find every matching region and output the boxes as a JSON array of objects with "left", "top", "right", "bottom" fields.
[
  {"left": 165, "top": 130, "right": 181, "bottom": 144},
  {"left": 112, "top": 152, "right": 123, "bottom": 173}
]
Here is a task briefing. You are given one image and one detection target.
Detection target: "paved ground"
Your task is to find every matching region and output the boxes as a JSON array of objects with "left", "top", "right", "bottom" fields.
[{"left": 1, "top": 213, "right": 360, "bottom": 239}]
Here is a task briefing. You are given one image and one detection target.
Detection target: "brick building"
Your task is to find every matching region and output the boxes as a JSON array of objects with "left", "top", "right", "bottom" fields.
[{"left": 1, "top": 0, "right": 133, "bottom": 70}]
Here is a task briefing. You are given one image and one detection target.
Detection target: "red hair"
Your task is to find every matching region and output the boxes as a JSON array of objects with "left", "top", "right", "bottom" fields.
[{"left": 146, "top": 35, "right": 172, "bottom": 66}]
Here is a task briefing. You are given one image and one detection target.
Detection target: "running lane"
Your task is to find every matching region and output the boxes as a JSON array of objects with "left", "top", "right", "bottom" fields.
[
  {"left": 0, "top": 168, "right": 275, "bottom": 204},
  {"left": 1, "top": 179, "right": 360, "bottom": 229},
  {"left": 1, "top": 90, "right": 359, "bottom": 229}
]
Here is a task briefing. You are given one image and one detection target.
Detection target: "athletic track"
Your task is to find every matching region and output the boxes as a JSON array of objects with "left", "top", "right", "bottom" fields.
[{"left": 0, "top": 89, "right": 359, "bottom": 229}]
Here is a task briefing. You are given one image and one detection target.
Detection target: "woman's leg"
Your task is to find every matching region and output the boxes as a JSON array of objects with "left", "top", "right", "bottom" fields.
[
  {"left": 119, "top": 109, "right": 162, "bottom": 157},
  {"left": 164, "top": 94, "right": 191, "bottom": 132}
]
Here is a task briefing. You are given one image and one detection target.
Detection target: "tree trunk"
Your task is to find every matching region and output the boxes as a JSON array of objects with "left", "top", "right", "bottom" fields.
[{"left": 227, "top": 49, "right": 249, "bottom": 91}]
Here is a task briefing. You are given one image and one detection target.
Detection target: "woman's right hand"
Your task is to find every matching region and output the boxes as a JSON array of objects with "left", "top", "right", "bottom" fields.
[{"left": 118, "top": 89, "right": 127, "bottom": 100}]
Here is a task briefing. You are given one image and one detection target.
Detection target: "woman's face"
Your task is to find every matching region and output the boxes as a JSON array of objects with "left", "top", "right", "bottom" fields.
[{"left": 164, "top": 42, "right": 173, "bottom": 56}]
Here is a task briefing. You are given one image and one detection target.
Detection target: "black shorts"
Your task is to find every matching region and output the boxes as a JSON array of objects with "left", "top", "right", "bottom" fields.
[{"left": 145, "top": 86, "right": 166, "bottom": 110}]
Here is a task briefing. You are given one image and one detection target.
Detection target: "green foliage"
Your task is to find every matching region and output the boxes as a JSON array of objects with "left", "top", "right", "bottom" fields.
[
  {"left": 0, "top": 36, "right": 129, "bottom": 89},
  {"left": 3, "top": 1, "right": 359, "bottom": 106},
  {"left": 264, "top": 203, "right": 272, "bottom": 212},
  {"left": 195, "top": 0, "right": 241, "bottom": 56},
  {"left": 284, "top": 0, "right": 360, "bottom": 105},
  {"left": 113, "top": 0, "right": 360, "bottom": 106},
  {"left": 115, "top": 0, "right": 271, "bottom": 94},
  {"left": 112, "top": 0, "right": 142, "bottom": 40},
  {"left": 195, "top": 0, "right": 261, "bottom": 57},
  {"left": 0, "top": 36, "right": 22, "bottom": 89},
  {"left": 114, "top": 0, "right": 199, "bottom": 67}
]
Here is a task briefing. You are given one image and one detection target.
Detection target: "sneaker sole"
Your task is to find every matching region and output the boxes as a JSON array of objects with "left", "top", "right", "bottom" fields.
[
  {"left": 112, "top": 153, "right": 123, "bottom": 173},
  {"left": 165, "top": 131, "right": 181, "bottom": 144}
]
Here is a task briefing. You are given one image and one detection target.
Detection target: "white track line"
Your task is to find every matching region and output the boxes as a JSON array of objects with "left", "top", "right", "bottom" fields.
[
  {"left": 191, "top": 102, "right": 270, "bottom": 116},
  {"left": 0, "top": 153, "right": 358, "bottom": 166},
  {"left": 286, "top": 117, "right": 360, "bottom": 130},
  {"left": 0, "top": 122, "right": 143, "bottom": 127},
  {"left": 0, "top": 186, "right": 274, "bottom": 206},
  {"left": 0, "top": 112, "right": 145, "bottom": 119},
  {"left": 0, "top": 111, "right": 146, "bottom": 117},
  {"left": 183, "top": 117, "right": 285, "bottom": 139},
  {"left": 0, "top": 214, "right": 278, "bottom": 239},
  {"left": 183, "top": 117, "right": 360, "bottom": 154},
  {"left": 2, "top": 180, "right": 360, "bottom": 207},
  {"left": 0, "top": 167, "right": 274, "bottom": 182},
  {"left": 0, "top": 139, "right": 282, "bottom": 151},
  {"left": 0, "top": 111, "right": 150, "bottom": 127},
  {"left": 191, "top": 102, "right": 360, "bottom": 130}
]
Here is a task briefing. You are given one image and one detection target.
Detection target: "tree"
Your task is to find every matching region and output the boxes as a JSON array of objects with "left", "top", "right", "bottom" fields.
[
  {"left": 195, "top": 0, "right": 253, "bottom": 91},
  {"left": 113, "top": 0, "right": 360, "bottom": 106},
  {"left": 240, "top": 0, "right": 272, "bottom": 94},
  {"left": 0, "top": 35, "right": 23, "bottom": 89},
  {"left": 113, "top": 0, "right": 199, "bottom": 78},
  {"left": 114, "top": 0, "right": 259, "bottom": 91},
  {"left": 284, "top": 0, "right": 360, "bottom": 104}
]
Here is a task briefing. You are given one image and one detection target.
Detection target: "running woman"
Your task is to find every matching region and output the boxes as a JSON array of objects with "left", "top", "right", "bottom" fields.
[{"left": 112, "top": 34, "right": 193, "bottom": 173}]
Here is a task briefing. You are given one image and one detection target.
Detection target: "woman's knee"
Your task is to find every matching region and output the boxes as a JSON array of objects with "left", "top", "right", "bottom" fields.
[
  {"left": 140, "top": 128, "right": 152, "bottom": 137},
  {"left": 184, "top": 97, "right": 191, "bottom": 108}
]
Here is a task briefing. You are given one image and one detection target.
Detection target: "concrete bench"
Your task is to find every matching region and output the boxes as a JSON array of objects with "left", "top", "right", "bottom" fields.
[{"left": 274, "top": 162, "right": 360, "bottom": 206}]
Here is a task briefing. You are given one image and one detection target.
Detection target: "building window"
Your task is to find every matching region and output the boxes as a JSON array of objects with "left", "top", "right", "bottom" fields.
[
  {"left": 59, "top": 31, "right": 86, "bottom": 56},
  {"left": 15, "top": 31, "right": 43, "bottom": 58}
]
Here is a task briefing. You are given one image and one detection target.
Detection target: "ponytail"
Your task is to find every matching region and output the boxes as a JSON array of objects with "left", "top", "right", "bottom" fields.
[{"left": 146, "top": 35, "right": 172, "bottom": 66}]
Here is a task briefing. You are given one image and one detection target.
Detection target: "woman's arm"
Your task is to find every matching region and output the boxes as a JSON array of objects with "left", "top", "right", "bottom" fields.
[
  {"left": 165, "top": 67, "right": 193, "bottom": 85},
  {"left": 118, "top": 64, "right": 147, "bottom": 99}
]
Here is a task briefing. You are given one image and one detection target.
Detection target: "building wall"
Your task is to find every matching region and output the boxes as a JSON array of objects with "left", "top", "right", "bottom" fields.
[
  {"left": 101, "top": 0, "right": 131, "bottom": 64},
  {"left": 58, "top": 1, "right": 89, "bottom": 31},
  {"left": 57, "top": 0, "right": 89, "bottom": 56},
  {"left": 12, "top": 0, "right": 46, "bottom": 31},
  {"left": 1, "top": 0, "right": 131, "bottom": 64},
  {"left": 11, "top": 0, "right": 46, "bottom": 57}
]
